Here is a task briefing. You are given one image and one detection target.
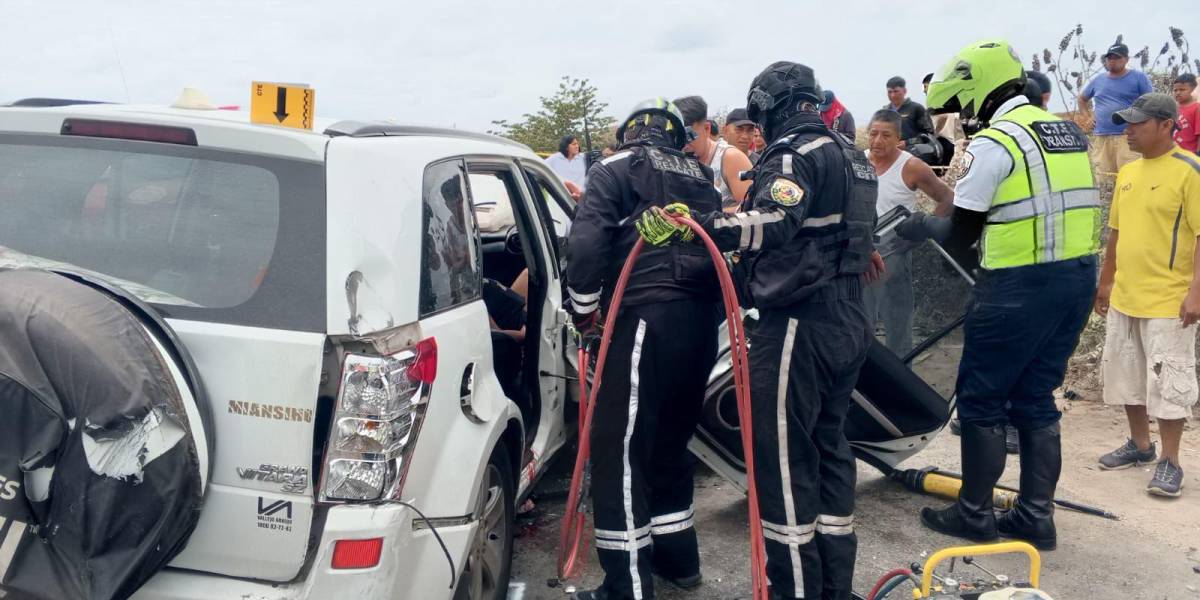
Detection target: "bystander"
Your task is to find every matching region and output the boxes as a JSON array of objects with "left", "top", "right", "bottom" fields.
[
  {"left": 1095, "top": 93, "right": 1200, "bottom": 498},
  {"left": 1079, "top": 43, "right": 1154, "bottom": 175},
  {"left": 1173, "top": 73, "right": 1198, "bottom": 155},
  {"left": 675, "top": 95, "right": 753, "bottom": 210},
  {"left": 863, "top": 110, "right": 954, "bottom": 357}
]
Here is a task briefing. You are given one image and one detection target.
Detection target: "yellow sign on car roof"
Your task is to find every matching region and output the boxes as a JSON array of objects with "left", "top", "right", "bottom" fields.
[{"left": 250, "top": 82, "right": 315, "bottom": 130}]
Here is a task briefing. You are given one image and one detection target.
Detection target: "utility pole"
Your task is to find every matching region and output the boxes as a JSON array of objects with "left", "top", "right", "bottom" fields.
[{"left": 579, "top": 80, "right": 593, "bottom": 153}]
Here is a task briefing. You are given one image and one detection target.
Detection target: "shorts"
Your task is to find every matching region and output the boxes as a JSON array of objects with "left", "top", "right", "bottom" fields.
[
  {"left": 1090, "top": 134, "right": 1140, "bottom": 178},
  {"left": 1102, "top": 308, "right": 1198, "bottom": 420}
]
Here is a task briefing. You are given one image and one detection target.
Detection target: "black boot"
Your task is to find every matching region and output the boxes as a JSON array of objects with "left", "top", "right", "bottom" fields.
[
  {"left": 920, "top": 422, "right": 1006, "bottom": 542},
  {"left": 997, "top": 422, "right": 1061, "bottom": 551}
]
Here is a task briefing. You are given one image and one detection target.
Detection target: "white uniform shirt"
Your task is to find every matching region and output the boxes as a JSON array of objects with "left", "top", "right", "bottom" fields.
[{"left": 952, "top": 96, "right": 1030, "bottom": 213}]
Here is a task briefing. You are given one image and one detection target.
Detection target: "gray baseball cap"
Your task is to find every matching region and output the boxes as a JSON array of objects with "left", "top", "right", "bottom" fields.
[{"left": 1112, "top": 92, "right": 1179, "bottom": 125}]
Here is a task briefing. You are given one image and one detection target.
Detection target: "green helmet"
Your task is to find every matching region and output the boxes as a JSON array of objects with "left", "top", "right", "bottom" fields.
[{"left": 927, "top": 39, "right": 1027, "bottom": 123}]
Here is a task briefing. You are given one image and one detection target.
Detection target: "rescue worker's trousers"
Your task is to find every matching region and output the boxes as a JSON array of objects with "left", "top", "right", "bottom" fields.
[
  {"left": 590, "top": 300, "right": 719, "bottom": 600},
  {"left": 955, "top": 256, "right": 1097, "bottom": 430},
  {"left": 749, "top": 280, "right": 871, "bottom": 600}
]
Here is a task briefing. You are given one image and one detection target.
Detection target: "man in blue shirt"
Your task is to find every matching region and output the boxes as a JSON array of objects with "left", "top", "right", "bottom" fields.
[{"left": 1079, "top": 43, "right": 1154, "bottom": 176}]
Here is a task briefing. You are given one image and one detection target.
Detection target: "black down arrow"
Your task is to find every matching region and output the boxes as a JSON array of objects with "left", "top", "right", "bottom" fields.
[{"left": 274, "top": 87, "right": 289, "bottom": 122}]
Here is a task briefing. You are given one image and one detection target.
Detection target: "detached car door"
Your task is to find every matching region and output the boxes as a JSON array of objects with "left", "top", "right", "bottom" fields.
[{"left": 691, "top": 214, "right": 973, "bottom": 490}]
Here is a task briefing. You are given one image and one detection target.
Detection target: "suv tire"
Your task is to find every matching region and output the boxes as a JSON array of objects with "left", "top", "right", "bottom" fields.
[{"left": 453, "top": 443, "right": 515, "bottom": 600}]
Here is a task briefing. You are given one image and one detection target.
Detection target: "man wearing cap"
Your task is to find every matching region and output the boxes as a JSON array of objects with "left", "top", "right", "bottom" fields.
[
  {"left": 1079, "top": 43, "right": 1154, "bottom": 176},
  {"left": 1025, "top": 70, "right": 1053, "bottom": 109},
  {"left": 820, "top": 90, "right": 857, "bottom": 142},
  {"left": 722, "top": 107, "right": 759, "bottom": 158},
  {"left": 1095, "top": 93, "right": 1200, "bottom": 499}
]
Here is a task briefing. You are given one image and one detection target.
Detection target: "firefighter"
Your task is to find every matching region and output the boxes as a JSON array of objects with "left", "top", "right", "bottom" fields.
[
  {"left": 637, "top": 62, "right": 882, "bottom": 599},
  {"left": 566, "top": 98, "right": 723, "bottom": 600}
]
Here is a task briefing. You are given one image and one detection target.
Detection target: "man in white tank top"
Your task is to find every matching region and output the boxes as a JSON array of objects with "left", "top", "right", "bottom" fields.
[
  {"left": 864, "top": 109, "right": 955, "bottom": 356},
  {"left": 675, "top": 95, "right": 753, "bottom": 211}
]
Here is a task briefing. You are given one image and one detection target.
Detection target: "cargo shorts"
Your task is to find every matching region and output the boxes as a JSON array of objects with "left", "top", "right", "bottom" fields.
[{"left": 1102, "top": 308, "right": 1199, "bottom": 420}]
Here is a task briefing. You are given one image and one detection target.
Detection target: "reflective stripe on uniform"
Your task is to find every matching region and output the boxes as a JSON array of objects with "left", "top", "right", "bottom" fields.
[
  {"left": 782, "top": 154, "right": 793, "bottom": 175},
  {"left": 816, "top": 514, "right": 855, "bottom": 536},
  {"left": 991, "top": 121, "right": 1057, "bottom": 262},
  {"left": 0, "top": 517, "right": 27, "bottom": 582},
  {"left": 595, "top": 534, "right": 653, "bottom": 551},
  {"left": 622, "top": 320, "right": 649, "bottom": 599},
  {"left": 801, "top": 213, "right": 843, "bottom": 228},
  {"left": 650, "top": 507, "right": 695, "bottom": 535},
  {"left": 775, "top": 318, "right": 805, "bottom": 590},
  {"left": 760, "top": 518, "right": 816, "bottom": 545},
  {"left": 987, "top": 188, "right": 1102, "bottom": 223},
  {"left": 595, "top": 525, "right": 652, "bottom": 540},
  {"left": 796, "top": 136, "right": 834, "bottom": 155},
  {"left": 602, "top": 150, "right": 633, "bottom": 165},
  {"left": 712, "top": 209, "right": 787, "bottom": 251},
  {"left": 569, "top": 288, "right": 601, "bottom": 316}
]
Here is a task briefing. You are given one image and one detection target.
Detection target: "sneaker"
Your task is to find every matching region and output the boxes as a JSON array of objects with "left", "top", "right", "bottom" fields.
[
  {"left": 1098, "top": 439, "right": 1156, "bottom": 470},
  {"left": 1147, "top": 460, "right": 1185, "bottom": 498}
]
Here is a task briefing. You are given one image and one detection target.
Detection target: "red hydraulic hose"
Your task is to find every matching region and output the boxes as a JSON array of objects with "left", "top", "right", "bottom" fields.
[
  {"left": 866, "top": 568, "right": 913, "bottom": 600},
  {"left": 556, "top": 216, "right": 768, "bottom": 600}
]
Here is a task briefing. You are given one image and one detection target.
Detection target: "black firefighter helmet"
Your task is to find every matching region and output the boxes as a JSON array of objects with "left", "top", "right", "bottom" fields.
[
  {"left": 746, "top": 61, "right": 824, "bottom": 139},
  {"left": 615, "top": 98, "right": 694, "bottom": 150}
]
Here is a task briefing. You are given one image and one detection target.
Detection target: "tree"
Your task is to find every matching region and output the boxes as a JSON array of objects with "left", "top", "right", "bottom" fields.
[{"left": 489, "top": 76, "right": 617, "bottom": 154}]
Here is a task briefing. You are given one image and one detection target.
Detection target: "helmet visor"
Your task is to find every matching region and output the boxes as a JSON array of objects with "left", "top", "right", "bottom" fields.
[{"left": 927, "top": 57, "right": 975, "bottom": 116}]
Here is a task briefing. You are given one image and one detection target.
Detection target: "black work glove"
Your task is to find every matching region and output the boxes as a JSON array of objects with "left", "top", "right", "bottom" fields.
[
  {"left": 896, "top": 211, "right": 932, "bottom": 241},
  {"left": 897, "top": 211, "right": 953, "bottom": 243}
]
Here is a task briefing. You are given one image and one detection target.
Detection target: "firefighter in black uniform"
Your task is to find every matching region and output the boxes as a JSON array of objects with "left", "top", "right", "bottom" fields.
[
  {"left": 638, "top": 63, "right": 882, "bottom": 600},
  {"left": 566, "top": 98, "right": 724, "bottom": 600}
]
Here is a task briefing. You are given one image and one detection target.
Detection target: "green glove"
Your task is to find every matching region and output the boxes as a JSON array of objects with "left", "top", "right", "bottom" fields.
[
  {"left": 636, "top": 204, "right": 695, "bottom": 246},
  {"left": 636, "top": 210, "right": 679, "bottom": 246}
]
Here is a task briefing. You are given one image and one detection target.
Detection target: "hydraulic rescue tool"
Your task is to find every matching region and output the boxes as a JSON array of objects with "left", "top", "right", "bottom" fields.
[{"left": 864, "top": 542, "right": 1053, "bottom": 599}]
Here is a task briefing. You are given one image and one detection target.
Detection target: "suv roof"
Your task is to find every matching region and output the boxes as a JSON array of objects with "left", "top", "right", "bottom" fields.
[{"left": 0, "top": 102, "right": 534, "bottom": 162}]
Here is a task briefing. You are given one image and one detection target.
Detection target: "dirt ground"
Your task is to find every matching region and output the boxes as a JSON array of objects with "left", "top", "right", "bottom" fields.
[{"left": 508, "top": 334, "right": 1200, "bottom": 600}]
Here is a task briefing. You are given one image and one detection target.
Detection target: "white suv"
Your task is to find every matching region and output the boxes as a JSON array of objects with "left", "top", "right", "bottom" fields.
[
  {"left": 0, "top": 98, "right": 960, "bottom": 600},
  {"left": 0, "top": 99, "right": 580, "bottom": 600}
]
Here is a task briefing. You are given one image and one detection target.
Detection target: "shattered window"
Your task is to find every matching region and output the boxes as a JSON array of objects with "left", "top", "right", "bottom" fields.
[{"left": 419, "top": 159, "right": 481, "bottom": 317}]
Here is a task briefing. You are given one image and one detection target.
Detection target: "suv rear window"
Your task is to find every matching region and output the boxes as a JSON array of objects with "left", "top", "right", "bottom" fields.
[{"left": 0, "top": 134, "right": 326, "bottom": 331}]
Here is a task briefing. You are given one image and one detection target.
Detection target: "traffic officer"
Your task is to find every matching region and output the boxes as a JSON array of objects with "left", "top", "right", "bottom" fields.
[
  {"left": 639, "top": 62, "right": 881, "bottom": 599},
  {"left": 566, "top": 98, "right": 723, "bottom": 600},
  {"left": 898, "top": 39, "right": 1101, "bottom": 551}
]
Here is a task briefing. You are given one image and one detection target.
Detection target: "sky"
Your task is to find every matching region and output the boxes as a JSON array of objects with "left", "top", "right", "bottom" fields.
[{"left": 2, "top": 0, "right": 1192, "bottom": 134}]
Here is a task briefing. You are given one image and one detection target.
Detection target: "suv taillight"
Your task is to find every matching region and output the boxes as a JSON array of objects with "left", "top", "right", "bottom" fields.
[{"left": 318, "top": 338, "right": 436, "bottom": 502}]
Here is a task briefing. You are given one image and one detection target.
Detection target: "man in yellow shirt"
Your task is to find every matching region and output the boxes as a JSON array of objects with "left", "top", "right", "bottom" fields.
[{"left": 1095, "top": 93, "right": 1200, "bottom": 498}]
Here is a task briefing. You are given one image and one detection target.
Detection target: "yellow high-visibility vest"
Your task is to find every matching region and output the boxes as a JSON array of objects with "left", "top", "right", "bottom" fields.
[{"left": 975, "top": 104, "right": 1101, "bottom": 269}]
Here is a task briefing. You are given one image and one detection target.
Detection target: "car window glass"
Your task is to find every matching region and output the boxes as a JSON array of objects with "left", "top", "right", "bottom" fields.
[
  {"left": 420, "top": 159, "right": 481, "bottom": 317},
  {"left": 469, "top": 172, "right": 515, "bottom": 233},
  {"left": 0, "top": 142, "right": 281, "bottom": 309}
]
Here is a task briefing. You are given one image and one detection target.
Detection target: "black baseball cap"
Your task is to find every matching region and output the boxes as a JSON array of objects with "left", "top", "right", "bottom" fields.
[
  {"left": 1104, "top": 43, "right": 1130, "bottom": 59},
  {"left": 1112, "top": 92, "right": 1179, "bottom": 124},
  {"left": 726, "top": 108, "right": 755, "bottom": 127}
]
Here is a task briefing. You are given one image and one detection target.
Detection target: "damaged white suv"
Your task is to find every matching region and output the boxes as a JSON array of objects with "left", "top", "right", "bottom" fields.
[{"left": 0, "top": 99, "right": 580, "bottom": 600}]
